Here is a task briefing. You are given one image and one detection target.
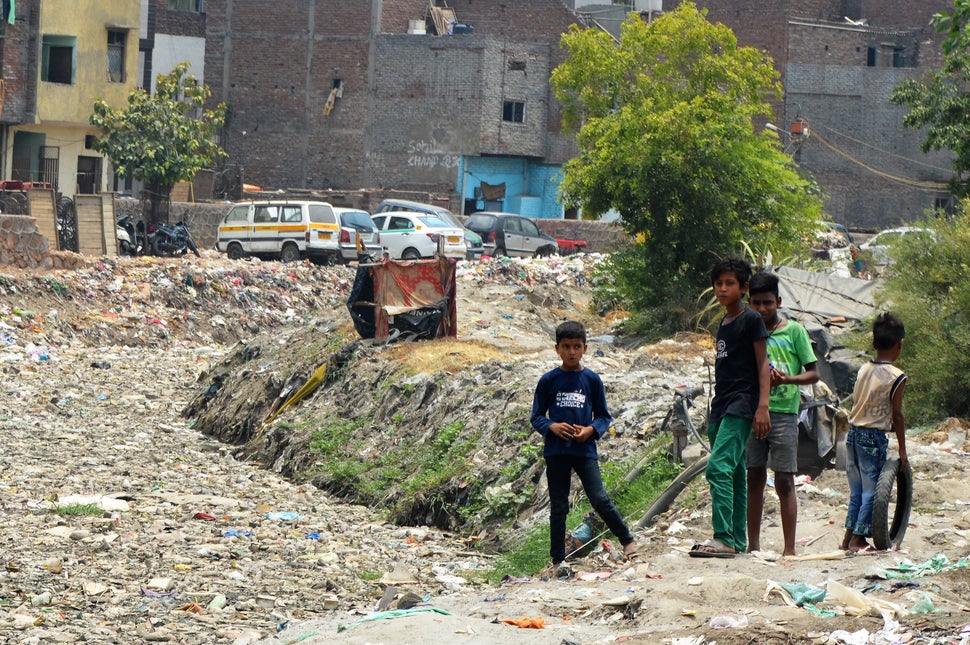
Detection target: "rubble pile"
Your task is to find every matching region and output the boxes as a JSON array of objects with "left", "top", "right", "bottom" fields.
[{"left": 0, "top": 256, "right": 356, "bottom": 352}]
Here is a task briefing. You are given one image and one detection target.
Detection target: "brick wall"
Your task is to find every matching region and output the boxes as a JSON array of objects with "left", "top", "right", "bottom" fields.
[
  {"left": 0, "top": 0, "right": 38, "bottom": 124},
  {"left": 682, "top": 0, "right": 952, "bottom": 230},
  {"left": 205, "top": 0, "right": 579, "bottom": 194},
  {"left": 153, "top": 0, "right": 205, "bottom": 38}
]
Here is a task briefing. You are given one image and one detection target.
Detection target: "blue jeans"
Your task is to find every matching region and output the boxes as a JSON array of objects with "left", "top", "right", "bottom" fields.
[
  {"left": 844, "top": 425, "right": 889, "bottom": 537},
  {"left": 546, "top": 454, "right": 632, "bottom": 563}
]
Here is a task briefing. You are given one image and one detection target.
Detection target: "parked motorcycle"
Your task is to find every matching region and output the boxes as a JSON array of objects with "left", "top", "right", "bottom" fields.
[
  {"left": 151, "top": 221, "right": 201, "bottom": 257},
  {"left": 116, "top": 214, "right": 142, "bottom": 255}
]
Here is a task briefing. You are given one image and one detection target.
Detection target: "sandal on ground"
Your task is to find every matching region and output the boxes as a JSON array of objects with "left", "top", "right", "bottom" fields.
[
  {"left": 622, "top": 543, "right": 639, "bottom": 561},
  {"left": 689, "top": 539, "right": 737, "bottom": 558}
]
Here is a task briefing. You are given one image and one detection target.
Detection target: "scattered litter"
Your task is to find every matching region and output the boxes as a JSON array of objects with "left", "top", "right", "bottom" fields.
[
  {"left": 499, "top": 616, "right": 545, "bottom": 629},
  {"left": 337, "top": 608, "right": 453, "bottom": 633},
  {"left": 708, "top": 613, "right": 748, "bottom": 629}
]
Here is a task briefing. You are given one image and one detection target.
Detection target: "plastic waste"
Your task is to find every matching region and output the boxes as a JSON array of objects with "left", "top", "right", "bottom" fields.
[
  {"left": 907, "top": 592, "right": 936, "bottom": 614},
  {"left": 826, "top": 580, "right": 904, "bottom": 619},
  {"left": 708, "top": 613, "right": 749, "bottom": 629},
  {"left": 779, "top": 581, "right": 826, "bottom": 606},
  {"left": 264, "top": 511, "right": 301, "bottom": 522},
  {"left": 886, "top": 553, "right": 970, "bottom": 579},
  {"left": 828, "top": 628, "right": 870, "bottom": 645}
]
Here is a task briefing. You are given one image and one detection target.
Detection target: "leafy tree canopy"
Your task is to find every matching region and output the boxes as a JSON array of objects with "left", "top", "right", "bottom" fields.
[
  {"left": 875, "top": 207, "right": 970, "bottom": 422},
  {"left": 89, "top": 62, "right": 227, "bottom": 215},
  {"left": 550, "top": 3, "right": 823, "bottom": 331},
  {"left": 891, "top": 1, "right": 970, "bottom": 194}
]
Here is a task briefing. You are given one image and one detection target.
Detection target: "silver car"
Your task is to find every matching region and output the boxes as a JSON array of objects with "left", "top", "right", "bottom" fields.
[{"left": 334, "top": 208, "right": 382, "bottom": 263}]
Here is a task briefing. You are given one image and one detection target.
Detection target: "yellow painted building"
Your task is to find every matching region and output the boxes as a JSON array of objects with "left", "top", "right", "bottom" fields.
[{"left": 6, "top": 0, "right": 139, "bottom": 195}]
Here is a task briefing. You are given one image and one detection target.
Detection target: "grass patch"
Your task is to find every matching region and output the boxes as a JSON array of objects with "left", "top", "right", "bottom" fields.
[
  {"left": 51, "top": 503, "right": 103, "bottom": 517},
  {"left": 488, "top": 449, "right": 681, "bottom": 582},
  {"left": 357, "top": 570, "right": 382, "bottom": 581}
]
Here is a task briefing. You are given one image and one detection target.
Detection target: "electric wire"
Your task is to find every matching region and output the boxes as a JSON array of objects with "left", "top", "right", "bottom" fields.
[{"left": 808, "top": 129, "right": 950, "bottom": 191}]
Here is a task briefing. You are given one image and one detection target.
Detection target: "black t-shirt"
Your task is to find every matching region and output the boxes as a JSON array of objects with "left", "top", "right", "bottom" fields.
[{"left": 710, "top": 307, "right": 768, "bottom": 424}]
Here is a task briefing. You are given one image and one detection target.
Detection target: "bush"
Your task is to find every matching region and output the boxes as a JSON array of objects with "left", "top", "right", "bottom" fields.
[{"left": 878, "top": 207, "right": 970, "bottom": 422}]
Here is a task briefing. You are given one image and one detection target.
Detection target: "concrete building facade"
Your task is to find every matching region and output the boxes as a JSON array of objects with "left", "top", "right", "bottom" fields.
[{"left": 1, "top": 0, "right": 141, "bottom": 196}]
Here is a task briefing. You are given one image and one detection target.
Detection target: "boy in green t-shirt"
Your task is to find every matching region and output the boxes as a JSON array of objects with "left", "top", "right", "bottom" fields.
[{"left": 746, "top": 271, "right": 819, "bottom": 556}]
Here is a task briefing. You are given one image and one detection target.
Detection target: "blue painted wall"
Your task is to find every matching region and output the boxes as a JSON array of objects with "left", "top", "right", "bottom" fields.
[{"left": 458, "top": 156, "right": 564, "bottom": 219}]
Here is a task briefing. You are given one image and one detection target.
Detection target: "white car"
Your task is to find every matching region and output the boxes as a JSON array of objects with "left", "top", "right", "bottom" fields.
[
  {"left": 859, "top": 226, "right": 935, "bottom": 266},
  {"left": 371, "top": 211, "right": 466, "bottom": 260}
]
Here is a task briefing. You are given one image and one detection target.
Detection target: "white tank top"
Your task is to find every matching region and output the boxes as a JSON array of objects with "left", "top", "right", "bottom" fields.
[{"left": 848, "top": 361, "right": 906, "bottom": 431}]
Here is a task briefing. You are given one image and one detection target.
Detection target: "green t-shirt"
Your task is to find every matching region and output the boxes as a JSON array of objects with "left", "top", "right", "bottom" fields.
[{"left": 766, "top": 320, "right": 817, "bottom": 414}]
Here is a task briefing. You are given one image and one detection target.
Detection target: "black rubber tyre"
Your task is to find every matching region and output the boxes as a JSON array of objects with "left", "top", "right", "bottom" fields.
[
  {"left": 636, "top": 455, "right": 709, "bottom": 529},
  {"left": 187, "top": 238, "right": 201, "bottom": 257},
  {"left": 227, "top": 243, "right": 244, "bottom": 260},
  {"left": 401, "top": 247, "right": 421, "bottom": 261},
  {"left": 872, "top": 457, "right": 913, "bottom": 551},
  {"left": 280, "top": 243, "right": 301, "bottom": 263}
]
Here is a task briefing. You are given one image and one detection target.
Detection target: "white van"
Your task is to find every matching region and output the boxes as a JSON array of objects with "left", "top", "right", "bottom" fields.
[{"left": 216, "top": 200, "right": 340, "bottom": 263}]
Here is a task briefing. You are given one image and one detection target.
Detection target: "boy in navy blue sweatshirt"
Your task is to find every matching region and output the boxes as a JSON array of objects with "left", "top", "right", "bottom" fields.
[{"left": 531, "top": 320, "right": 635, "bottom": 571}]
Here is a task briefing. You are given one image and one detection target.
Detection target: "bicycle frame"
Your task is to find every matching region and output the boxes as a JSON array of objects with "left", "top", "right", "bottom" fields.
[{"left": 662, "top": 385, "right": 710, "bottom": 463}]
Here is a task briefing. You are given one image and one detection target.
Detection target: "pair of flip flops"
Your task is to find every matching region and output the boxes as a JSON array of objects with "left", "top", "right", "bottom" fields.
[{"left": 689, "top": 539, "right": 737, "bottom": 558}]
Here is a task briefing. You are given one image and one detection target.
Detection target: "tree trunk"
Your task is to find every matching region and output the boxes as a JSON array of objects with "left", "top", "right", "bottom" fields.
[{"left": 142, "top": 179, "right": 173, "bottom": 226}]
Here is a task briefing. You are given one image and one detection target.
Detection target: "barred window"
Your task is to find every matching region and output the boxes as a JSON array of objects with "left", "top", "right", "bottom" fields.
[{"left": 107, "top": 30, "right": 125, "bottom": 83}]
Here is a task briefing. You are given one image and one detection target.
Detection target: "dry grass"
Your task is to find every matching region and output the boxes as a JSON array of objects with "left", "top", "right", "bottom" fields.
[
  {"left": 383, "top": 338, "right": 508, "bottom": 374},
  {"left": 639, "top": 331, "right": 713, "bottom": 361}
]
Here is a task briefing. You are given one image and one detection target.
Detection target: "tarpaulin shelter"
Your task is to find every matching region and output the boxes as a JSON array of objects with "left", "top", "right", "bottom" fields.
[{"left": 347, "top": 257, "right": 457, "bottom": 342}]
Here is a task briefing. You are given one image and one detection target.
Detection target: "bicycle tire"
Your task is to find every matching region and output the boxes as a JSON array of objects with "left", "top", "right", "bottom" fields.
[
  {"left": 871, "top": 457, "right": 912, "bottom": 550},
  {"left": 636, "top": 455, "right": 709, "bottom": 529}
]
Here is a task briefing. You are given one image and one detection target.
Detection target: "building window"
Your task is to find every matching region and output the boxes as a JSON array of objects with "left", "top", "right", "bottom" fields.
[
  {"left": 167, "top": 0, "right": 205, "bottom": 11},
  {"left": 503, "top": 100, "right": 525, "bottom": 123},
  {"left": 508, "top": 59, "right": 526, "bottom": 72},
  {"left": 107, "top": 30, "right": 126, "bottom": 83},
  {"left": 892, "top": 46, "right": 906, "bottom": 68},
  {"left": 866, "top": 46, "right": 877, "bottom": 67},
  {"left": 41, "top": 35, "right": 76, "bottom": 84}
]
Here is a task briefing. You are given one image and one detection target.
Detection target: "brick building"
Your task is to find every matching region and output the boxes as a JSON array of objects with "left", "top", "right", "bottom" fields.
[
  {"left": 683, "top": 0, "right": 955, "bottom": 229},
  {"left": 203, "top": 0, "right": 583, "bottom": 218}
]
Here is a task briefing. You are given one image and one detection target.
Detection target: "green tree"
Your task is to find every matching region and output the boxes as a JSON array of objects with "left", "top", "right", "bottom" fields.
[
  {"left": 891, "top": 1, "right": 970, "bottom": 195},
  {"left": 89, "top": 62, "right": 227, "bottom": 224},
  {"left": 876, "top": 208, "right": 970, "bottom": 422},
  {"left": 551, "top": 3, "right": 822, "bottom": 335}
]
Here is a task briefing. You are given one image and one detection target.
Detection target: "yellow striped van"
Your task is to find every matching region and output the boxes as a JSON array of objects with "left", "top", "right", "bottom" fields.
[{"left": 215, "top": 200, "right": 340, "bottom": 264}]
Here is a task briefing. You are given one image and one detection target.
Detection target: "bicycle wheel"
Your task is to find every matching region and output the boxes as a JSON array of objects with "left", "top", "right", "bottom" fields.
[{"left": 636, "top": 455, "right": 709, "bottom": 529}]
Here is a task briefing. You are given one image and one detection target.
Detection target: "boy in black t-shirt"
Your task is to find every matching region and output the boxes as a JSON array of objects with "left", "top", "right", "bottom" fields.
[{"left": 690, "top": 257, "right": 771, "bottom": 558}]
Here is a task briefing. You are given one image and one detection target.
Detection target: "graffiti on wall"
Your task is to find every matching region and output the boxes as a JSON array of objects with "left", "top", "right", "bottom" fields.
[{"left": 407, "top": 138, "right": 461, "bottom": 170}]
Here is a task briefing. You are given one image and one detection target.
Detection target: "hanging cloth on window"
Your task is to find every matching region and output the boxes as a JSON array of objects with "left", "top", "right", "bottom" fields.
[
  {"left": 480, "top": 182, "right": 506, "bottom": 200},
  {"left": 3, "top": 0, "right": 14, "bottom": 25}
]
